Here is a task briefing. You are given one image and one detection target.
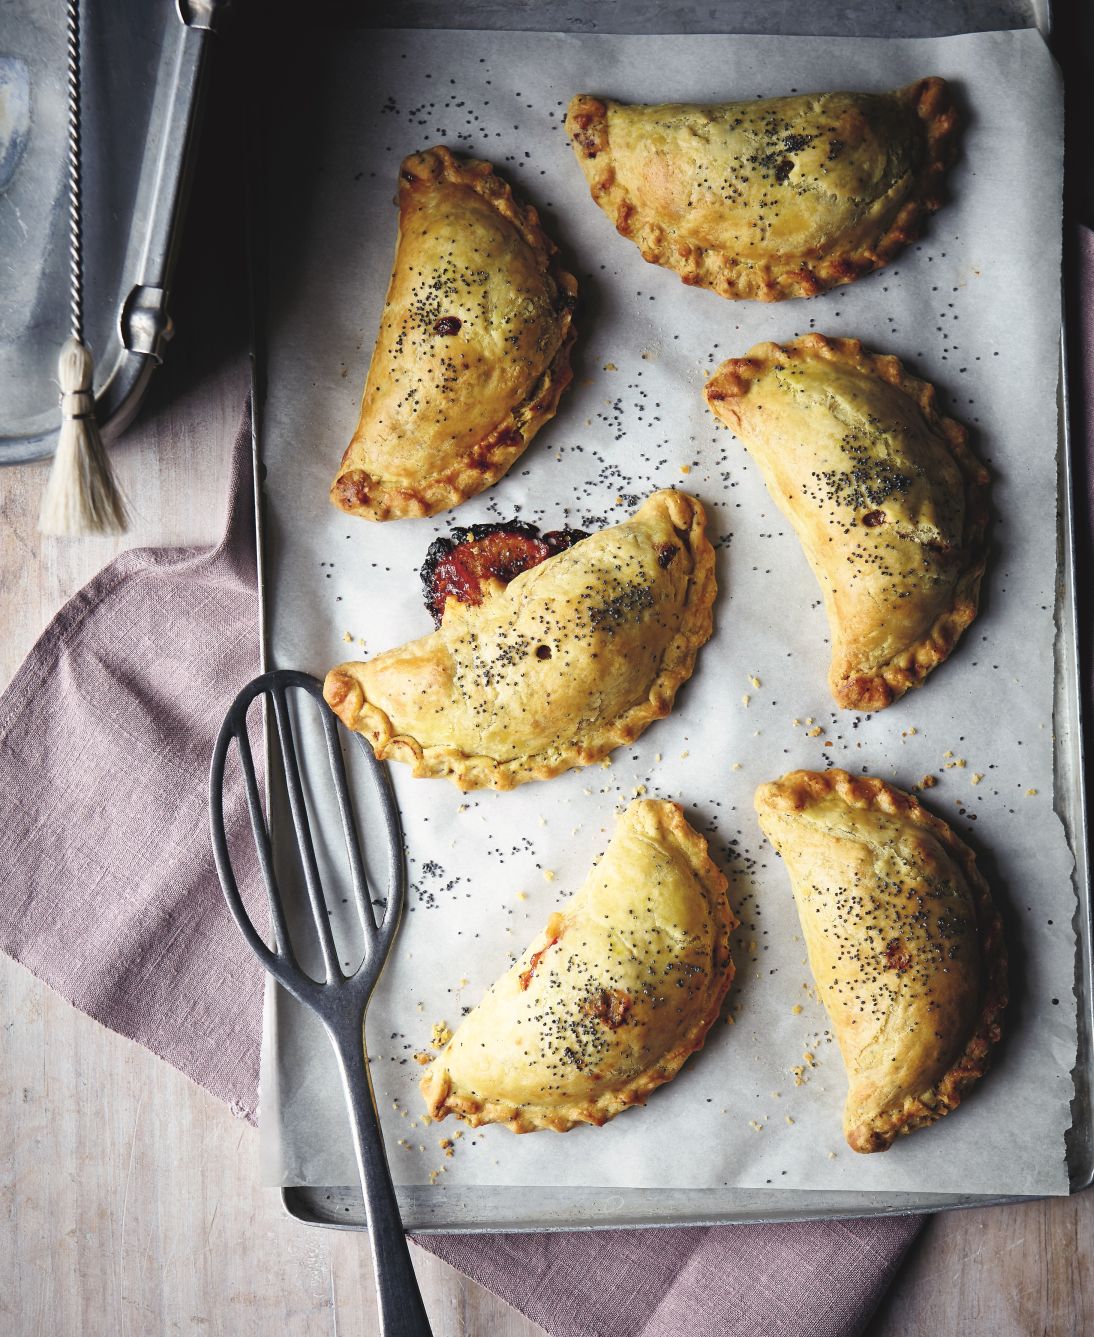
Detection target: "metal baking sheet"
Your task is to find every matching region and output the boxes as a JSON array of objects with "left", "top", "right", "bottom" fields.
[
  {"left": 0, "top": 0, "right": 223, "bottom": 465},
  {"left": 277, "top": 336, "right": 1092, "bottom": 1232},
  {"left": 248, "top": 0, "right": 1092, "bottom": 1231}
]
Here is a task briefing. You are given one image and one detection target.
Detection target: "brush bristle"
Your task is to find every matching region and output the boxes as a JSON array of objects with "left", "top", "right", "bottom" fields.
[{"left": 39, "top": 337, "right": 129, "bottom": 538}]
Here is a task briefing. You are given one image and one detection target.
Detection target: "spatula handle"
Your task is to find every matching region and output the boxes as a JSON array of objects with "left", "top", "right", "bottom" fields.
[{"left": 333, "top": 1031, "right": 434, "bottom": 1337}]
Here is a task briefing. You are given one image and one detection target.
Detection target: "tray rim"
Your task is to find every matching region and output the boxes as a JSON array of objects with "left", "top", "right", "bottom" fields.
[{"left": 249, "top": 5, "right": 1092, "bottom": 1235}]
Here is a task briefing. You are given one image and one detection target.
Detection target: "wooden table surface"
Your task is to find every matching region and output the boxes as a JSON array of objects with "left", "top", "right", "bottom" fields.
[{"left": 3, "top": 21, "right": 1094, "bottom": 1337}]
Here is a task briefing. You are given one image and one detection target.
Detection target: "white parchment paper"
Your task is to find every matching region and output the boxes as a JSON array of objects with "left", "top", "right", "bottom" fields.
[{"left": 258, "top": 27, "right": 1075, "bottom": 1196}]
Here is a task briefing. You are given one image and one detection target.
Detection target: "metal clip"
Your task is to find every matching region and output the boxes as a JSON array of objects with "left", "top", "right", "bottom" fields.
[
  {"left": 120, "top": 285, "right": 175, "bottom": 363},
  {"left": 176, "top": 0, "right": 226, "bottom": 32}
]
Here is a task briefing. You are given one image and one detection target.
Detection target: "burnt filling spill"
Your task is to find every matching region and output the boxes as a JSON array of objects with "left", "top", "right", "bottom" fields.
[{"left": 421, "top": 520, "right": 588, "bottom": 624}]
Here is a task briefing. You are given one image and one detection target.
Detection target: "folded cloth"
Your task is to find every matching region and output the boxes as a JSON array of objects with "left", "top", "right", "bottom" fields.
[{"left": 0, "top": 401, "right": 923, "bottom": 1337}]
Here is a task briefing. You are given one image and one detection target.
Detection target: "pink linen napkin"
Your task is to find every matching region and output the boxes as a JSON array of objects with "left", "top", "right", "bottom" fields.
[{"left": 0, "top": 401, "right": 922, "bottom": 1337}]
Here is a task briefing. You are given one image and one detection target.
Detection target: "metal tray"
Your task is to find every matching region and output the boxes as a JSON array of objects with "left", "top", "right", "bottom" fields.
[
  {"left": 248, "top": 0, "right": 1092, "bottom": 1233},
  {"left": 0, "top": 0, "right": 224, "bottom": 465}
]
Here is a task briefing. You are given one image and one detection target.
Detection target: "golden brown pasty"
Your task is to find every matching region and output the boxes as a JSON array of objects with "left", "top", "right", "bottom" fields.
[
  {"left": 332, "top": 146, "right": 578, "bottom": 521},
  {"left": 755, "top": 769, "right": 1006, "bottom": 1153},
  {"left": 705, "top": 335, "right": 989, "bottom": 711},
  {"left": 324, "top": 490, "right": 715, "bottom": 790},
  {"left": 565, "top": 80, "right": 957, "bottom": 301},
  {"left": 421, "top": 799, "right": 736, "bottom": 1132}
]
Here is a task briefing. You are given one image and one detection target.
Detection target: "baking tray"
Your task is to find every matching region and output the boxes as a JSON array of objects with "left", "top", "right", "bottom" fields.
[
  {"left": 0, "top": 0, "right": 224, "bottom": 465},
  {"left": 247, "top": 0, "right": 1092, "bottom": 1232}
]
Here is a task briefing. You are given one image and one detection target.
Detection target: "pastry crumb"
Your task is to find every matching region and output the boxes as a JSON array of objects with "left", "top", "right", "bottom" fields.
[
  {"left": 791, "top": 1004, "right": 802, "bottom": 1015},
  {"left": 1027, "top": 788, "right": 1038, "bottom": 796},
  {"left": 413, "top": 1051, "right": 432, "bottom": 1066},
  {"left": 342, "top": 631, "right": 352, "bottom": 643},
  {"left": 603, "top": 362, "right": 617, "bottom": 371},
  {"left": 430, "top": 1022, "right": 452, "bottom": 1048},
  {"left": 742, "top": 694, "right": 750, "bottom": 707},
  {"left": 748, "top": 1120, "right": 764, "bottom": 1133},
  {"left": 680, "top": 464, "right": 691, "bottom": 475},
  {"left": 440, "top": 1139, "right": 454, "bottom": 1158},
  {"left": 972, "top": 773, "right": 984, "bottom": 785},
  {"left": 543, "top": 869, "right": 556, "bottom": 882},
  {"left": 919, "top": 774, "right": 937, "bottom": 789},
  {"left": 680, "top": 750, "right": 690, "bottom": 759},
  {"left": 731, "top": 762, "right": 743, "bottom": 771},
  {"left": 827, "top": 1151, "right": 838, "bottom": 1161},
  {"left": 749, "top": 674, "right": 762, "bottom": 689},
  {"left": 516, "top": 891, "right": 528, "bottom": 902},
  {"left": 806, "top": 726, "right": 823, "bottom": 738}
]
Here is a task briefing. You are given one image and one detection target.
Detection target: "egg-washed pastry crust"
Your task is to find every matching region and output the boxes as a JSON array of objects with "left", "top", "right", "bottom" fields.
[
  {"left": 565, "top": 79, "right": 958, "bottom": 302},
  {"left": 421, "top": 800, "right": 737, "bottom": 1132},
  {"left": 332, "top": 146, "right": 578, "bottom": 521},
  {"left": 324, "top": 490, "right": 716, "bottom": 790},
  {"left": 755, "top": 769, "right": 1007, "bottom": 1153},
  {"left": 705, "top": 334, "right": 989, "bottom": 711}
]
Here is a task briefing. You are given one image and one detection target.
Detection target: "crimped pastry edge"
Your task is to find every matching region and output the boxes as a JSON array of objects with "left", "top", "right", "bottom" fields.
[
  {"left": 420, "top": 799, "right": 738, "bottom": 1133},
  {"left": 332, "top": 145, "right": 578, "bottom": 521},
  {"left": 704, "top": 332, "right": 990, "bottom": 711},
  {"left": 565, "top": 78, "right": 959, "bottom": 302},
  {"left": 754, "top": 768, "right": 1007, "bottom": 1153},
  {"left": 323, "top": 489, "right": 717, "bottom": 791}
]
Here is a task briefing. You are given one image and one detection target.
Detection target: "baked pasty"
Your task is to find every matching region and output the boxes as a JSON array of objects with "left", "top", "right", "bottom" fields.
[
  {"left": 705, "top": 335, "right": 989, "bottom": 711},
  {"left": 421, "top": 799, "right": 736, "bottom": 1132},
  {"left": 331, "top": 146, "right": 578, "bottom": 521},
  {"left": 565, "top": 80, "right": 957, "bottom": 301},
  {"left": 755, "top": 769, "right": 1006, "bottom": 1153},
  {"left": 324, "top": 490, "right": 715, "bottom": 790}
]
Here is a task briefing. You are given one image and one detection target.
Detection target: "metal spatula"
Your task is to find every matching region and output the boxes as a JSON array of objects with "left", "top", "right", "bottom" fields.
[{"left": 208, "top": 669, "right": 433, "bottom": 1337}]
